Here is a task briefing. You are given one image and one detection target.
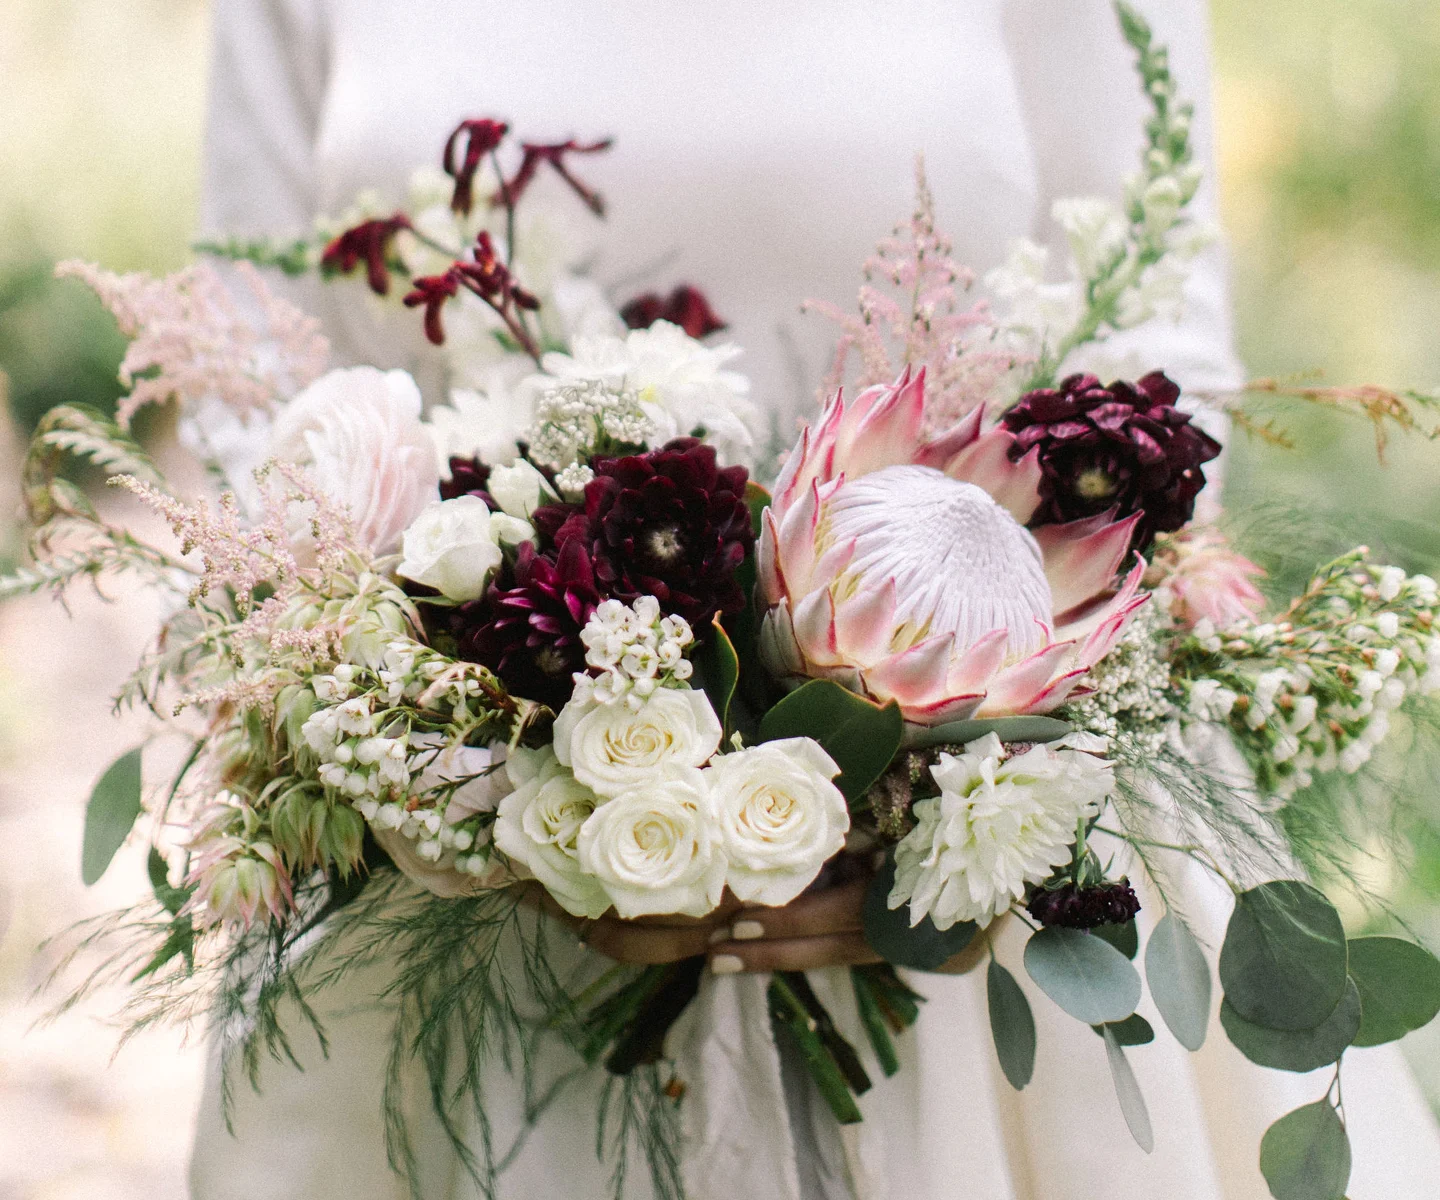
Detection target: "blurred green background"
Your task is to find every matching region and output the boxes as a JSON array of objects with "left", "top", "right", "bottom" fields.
[{"left": 1, "top": 0, "right": 1438, "bottom": 1186}]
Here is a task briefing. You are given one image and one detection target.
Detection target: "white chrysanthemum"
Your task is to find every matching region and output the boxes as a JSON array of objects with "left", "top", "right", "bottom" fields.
[
  {"left": 425, "top": 363, "right": 532, "bottom": 471},
  {"left": 533, "top": 320, "right": 758, "bottom": 466},
  {"left": 889, "top": 732, "right": 1114, "bottom": 930}
]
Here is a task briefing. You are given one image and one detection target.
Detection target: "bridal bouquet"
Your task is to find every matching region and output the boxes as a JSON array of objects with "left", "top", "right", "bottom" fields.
[{"left": 18, "top": 7, "right": 1440, "bottom": 1200}]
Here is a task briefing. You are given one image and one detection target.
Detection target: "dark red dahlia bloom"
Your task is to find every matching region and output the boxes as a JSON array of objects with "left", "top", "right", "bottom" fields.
[
  {"left": 1026, "top": 880, "right": 1141, "bottom": 930},
  {"left": 438, "top": 456, "right": 494, "bottom": 504},
  {"left": 620, "top": 285, "right": 728, "bottom": 339},
  {"left": 321, "top": 214, "right": 412, "bottom": 296},
  {"left": 535, "top": 438, "right": 753, "bottom": 627},
  {"left": 452, "top": 540, "right": 600, "bottom": 709},
  {"left": 1002, "top": 371, "right": 1220, "bottom": 552}
]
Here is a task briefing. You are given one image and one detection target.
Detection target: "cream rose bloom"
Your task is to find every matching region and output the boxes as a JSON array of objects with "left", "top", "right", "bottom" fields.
[
  {"left": 396, "top": 496, "right": 532, "bottom": 602},
  {"left": 553, "top": 688, "right": 723, "bottom": 799},
  {"left": 576, "top": 767, "right": 726, "bottom": 918},
  {"left": 704, "top": 738, "right": 849, "bottom": 907},
  {"left": 493, "top": 747, "right": 610, "bottom": 919},
  {"left": 271, "top": 366, "right": 438, "bottom": 554},
  {"left": 487, "top": 460, "right": 558, "bottom": 519}
]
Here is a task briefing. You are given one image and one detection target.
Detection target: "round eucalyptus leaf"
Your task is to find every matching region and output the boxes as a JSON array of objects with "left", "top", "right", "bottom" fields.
[
  {"left": 1091, "top": 1012, "right": 1155, "bottom": 1046},
  {"left": 82, "top": 746, "right": 144, "bottom": 886},
  {"left": 1219, "top": 881, "right": 1348, "bottom": 1032},
  {"left": 1102, "top": 1025, "right": 1154, "bottom": 1153},
  {"left": 1024, "top": 926, "right": 1141, "bottom": 1025},
  {"left": 1259, "top": 1102, "right": 1351, "bottom": 1200},
  {"left": 1092, "top": 919, "right": 1139, "bottom": 960},
  {"left": 1220, "top": 979, "right": 1361, "bottom": 1072},
  {"left": 862, "top": 855, "right": 978, "bottom": 971},
  {"left": 1146, "top": 911, "right": 1212, "bottom": 1051},
  {"left": 986, "top": 959, "right": 1036, "bottom": 1091},
  {"left": 1347, "top": 936, "right": 1440, "bottom": 1048}
]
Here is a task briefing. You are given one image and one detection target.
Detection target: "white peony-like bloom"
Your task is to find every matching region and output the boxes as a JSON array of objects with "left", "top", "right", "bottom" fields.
[
  {"left": 534, "top": 320, "right": 759, "bottom": 466},
  {"left": 889, "top": 733, "right": 1114, "bottom": 930},
  {"left": 271, "top": 366, "right": 439, "bottom": 554},
  {"left": 487, "top": 459, "right": 557, "bottom": 519},
  {"left": 577, "top": 767, "right": 727, "bottom": 918},
  {"left": 493, "top": 747, "right": 610, "bottom": 918},
  {"left": 553, "top": 687, "right": 723, "bottom": 799},
  {"left": 425, "top": 363, "right": 533, "bottom": 471},
  {"left": 704, "top": 738, "right": 849, "bottom": 907},
  {"left": 396, "top": 495, "right": 532, "bottom": 601}
]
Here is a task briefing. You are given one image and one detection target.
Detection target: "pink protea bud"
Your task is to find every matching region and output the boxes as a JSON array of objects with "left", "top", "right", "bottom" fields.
[{"left": 1156, "top": 529, "right": 1265, "bottom": 629}]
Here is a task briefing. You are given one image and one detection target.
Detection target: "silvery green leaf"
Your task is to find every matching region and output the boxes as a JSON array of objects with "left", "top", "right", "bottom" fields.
[
  {"left": 1145, "top": 912, "right": 1212, "bottom": 1051},
  {"left": 1024, "top": 926, "right": 1141, "bottom": 1025},
  {"left": 1103, "top": 1025, "right": 1154, "bottom": 1153}
]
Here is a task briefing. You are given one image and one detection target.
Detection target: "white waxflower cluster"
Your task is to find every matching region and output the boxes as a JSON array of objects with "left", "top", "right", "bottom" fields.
[
  {"left": 576, "top": 596, "right": 695, "bottom": 709},
  {"left": 1065, "top": 603, "right": 1176, "bottom": 756},
  {"left": 526, "top": 378, "right": 655, "bottom": 473},
  {"left": 1178, "top": 557, "right": 1440, "bottom": 798},
  {"left": 553, "top": 462, "right": 595, "bottom": 501}
]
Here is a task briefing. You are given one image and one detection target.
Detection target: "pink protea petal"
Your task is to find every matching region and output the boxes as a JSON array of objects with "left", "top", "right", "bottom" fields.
[
  {"left": 945, "top": 627, "right": 1011, "bottom": 695},
  {"left": 791, "top": 586, "right": 843, "bottom": 666},
  {"left": 914, "top": 403, "right": 985, "bottom": 471},
  {"left": 942, "top": 428, "right": 1043, "bottom": 524},
  {"left": 811, "top": 537, "right": 857, "bottom": 588},
  {"left": 773, "top": 480, "right": 823, "bottom": 594},
  {"left": 758, "top": 600, "right": 806, "bottom": 676},
  {"left": 843, "top": 365, "right": 926, "bottom": 474},
  {"left": 862, "top": 633, "right": 956, "bottom": 706},
  {"left": 758, "top": 508, "right": 783, "bottom": 603},
  {"left": 834, "top": 577, "right": 899, "bottom": 664},
  {"left": 1034, "top": 511, "right": 1141, "bottom": 617},
  {"left": 1019, "top": 665, "right": 1092, "bottom": 713},
  {"left": 974, "top": 640, "right": 1076, "bottom": 716},
  {"left": 896, "top": 691, "right": 988, "bottom": 724},
  {"left": 1073, "top": 560, "right": 1150, "bottom": 668}
]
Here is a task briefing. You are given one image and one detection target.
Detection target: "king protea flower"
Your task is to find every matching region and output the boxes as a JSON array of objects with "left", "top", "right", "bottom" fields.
[{"left": 757, "top": 368, "right": 1148, "bottom": 725}]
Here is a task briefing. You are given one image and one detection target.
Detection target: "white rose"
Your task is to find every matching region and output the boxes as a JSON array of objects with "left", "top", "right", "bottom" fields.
[
  {"left": 576, "top": 767, "right": 727, "bottom": 918},
  {"left": 488, "top": 459, "right": 558, "bottom": 519},
  {"left": 397, "top": 496, "right": 531, "bottom": 601},
  {"left": 704, "top": 738, "right": 849, "bottom": 907},
  {"left": 554, "top": 688, "right": 722, "bottom": 799},
  {"left": 493, "top": 748, "right": 610, "bottom": 918},
  {"left": 270, "top": 366, "right": 438, "bottom": 554}
]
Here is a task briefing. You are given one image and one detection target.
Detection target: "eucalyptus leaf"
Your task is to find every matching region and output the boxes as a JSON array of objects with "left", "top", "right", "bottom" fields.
[
  {"left": 758, "top": 679, "right": 903, "bottom": 802},
  {"left": 1259, "top": 1102, "right": 1351, "bottom": 1200},
  {"left": 1102, "top": 1025, "right": 1154, "bottom": 1153},
  {"left": 1093, "top": 919, "right": 1139, "bottom": 960},
  {"left": 1346, "top": 936, "right": 1440, "bottom": 1047},
  {"left": 1146, "top": 912, "right": 1212, "bottom": 1051},
  {"left": 1024, "top": 927, "right": 1141, "bottom": 1025},
  {"left": 987, "top": 960, "right": 1036, "bottom": 1090},
  {"left": 81, "top": 746, "right": 144, "bottom": 885},
  {"left": 1091, "top": 1013, "right": 1155, "bottom": 1046},
  {"left": 1220, "top": 979, "right": 1361, "bottom": 1072},
  {"left": 902, "top": 714, "right": 1073, "bottom": 750},
  {"left": 862, "top": 854, "right": 978, "bottom": 970},
  {"left": 1219, "top": 881, "right": 1348, "bottom": 1032}
]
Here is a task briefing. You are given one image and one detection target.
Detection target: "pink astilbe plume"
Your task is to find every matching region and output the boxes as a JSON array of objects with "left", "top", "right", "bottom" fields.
[
  {"left": 56, "top": 259, "right": 329, "bottom": 428},
  {"left": 804, "top": 158, "right": 1028, "bottom": 432}
]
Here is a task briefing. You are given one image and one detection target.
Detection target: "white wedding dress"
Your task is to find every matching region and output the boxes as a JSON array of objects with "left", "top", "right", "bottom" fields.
[{"left": 191, "top": 3, "right": 1440, "bottom": 1198}]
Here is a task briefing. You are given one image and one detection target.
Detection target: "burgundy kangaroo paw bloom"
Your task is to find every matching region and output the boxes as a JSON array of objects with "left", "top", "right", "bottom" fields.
[
  {"left": 620, "top": 284, "right": 728, "bottom": 338},
  {"left": 403, "top": 269, "right": 460, "bottom": 345},
  {"left": 443, "top": 118, "right": 509, "bottom": 215},
  {"left": 496, "top": 139, "right": 613, "bottom": 215},
  {"left": 321, "top": 214, "right": 412, "bottom": 296}
]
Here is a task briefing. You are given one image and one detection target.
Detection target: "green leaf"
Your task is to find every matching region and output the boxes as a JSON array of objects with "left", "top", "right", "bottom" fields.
[
  {"left": 695, "top": 614, "right": 740, "bottom": 732},
  {"left": 130, "top": 916, "right": 195, "bottom": 981},
  {"left": 987, "top": 960, "right": 1036, "bottom": 1090},
  {"left": 861, "top": 853, "right": 978, "bottom": 971},
  {"left": 1221, "top": 979, "right": 1361, "bottom": 1072},
  {"left": 1091, "top": 1013, "right": 1155, "bottom": 1046},
  {"left": 1024, "top": 927, "right": 1142, "bottom": 1025},
  {"left": 1093, "top": 919, "right": 1139, "bottom": 960},
  {"left": 1346, "top": 936, "right": 1440, "bottom": 1047},
  {"left": 147, "top": 847, "right": 192, "bottom": 915},
  {"left": 1259, "top": 1102, "right": 1351, "bottom": 1200},
  {"left": 1219, "top": 881, "right": 1348, "bottom": 1032},
  {"left": 758, "top": 678, "right": 903, "bottom": 803},
  {"left": 1146, "top": 912, "right": 1212, "bottom": 1051},
  {"left": 1102, "top": 1025, "right": 1154, "bottom": 1153},
  {"left": 81, "top": 746, "right": 144, "bottom": 885},
  {"left": 902, "top": 715, "right": 1073, "bottom": 750},
  {"left": 744, "top": 481, "right": 771, "bottom": 540},
  {"left": 853, "top": 969, "right": 901, "bottom": 1077}
]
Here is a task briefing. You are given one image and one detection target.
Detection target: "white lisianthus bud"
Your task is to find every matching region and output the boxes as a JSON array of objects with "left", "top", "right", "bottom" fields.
[
  {"left": 703, "top": 738, "right": 849, "bottom": 907},
  {"left": 488, "top": 460, "right": 558, "bottom": 519},
  {"left": 576, "top": 767, "right": 727, "bottom": 918},
  {"left": 553, "top": 688, "right": 723, "bottom": 799},
  {"left": 397, "top": 496, "right": 522, "bottom": 602},
  {"left": 493, "top": 749, "right": 610, "bottom": 918}
]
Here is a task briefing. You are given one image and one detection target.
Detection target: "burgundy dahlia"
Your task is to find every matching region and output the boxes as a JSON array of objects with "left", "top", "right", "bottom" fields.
[
  {"left": 1002, "top": 371, "right": 1220, "bottom": 553},
  {"left": 451, "top": 540, "right": 600, "bottom": 709},
  {"left": 438, "top": 455, "right": 494, "bottom": 503},
  {"left": 534, "top": 438, "right": 753, "bottom": 628},
  {"left": 1026, "top": 880, "right": 1141, "bottom": 930}
]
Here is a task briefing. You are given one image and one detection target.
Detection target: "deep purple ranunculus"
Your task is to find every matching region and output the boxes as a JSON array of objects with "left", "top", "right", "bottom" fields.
[
  {"left": 1026, "top": 879, "right": 1142, "bottom": 930},
  {"left": 1002, "top": 370, "right": 1220, "bottom": 552}
]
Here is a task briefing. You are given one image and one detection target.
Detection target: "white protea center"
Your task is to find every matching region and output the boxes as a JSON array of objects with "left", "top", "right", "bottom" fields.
[{"left": 826, "top": 465, "right": 1053, "bottom": 661}]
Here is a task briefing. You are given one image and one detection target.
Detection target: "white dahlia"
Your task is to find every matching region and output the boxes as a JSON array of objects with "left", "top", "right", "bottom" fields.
[
  {"left": 889, "top": 733, "right": 1114, "bottom": 930},
  {"left": 758, "top": 367, "right": 1148, "bottom": 725}
]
